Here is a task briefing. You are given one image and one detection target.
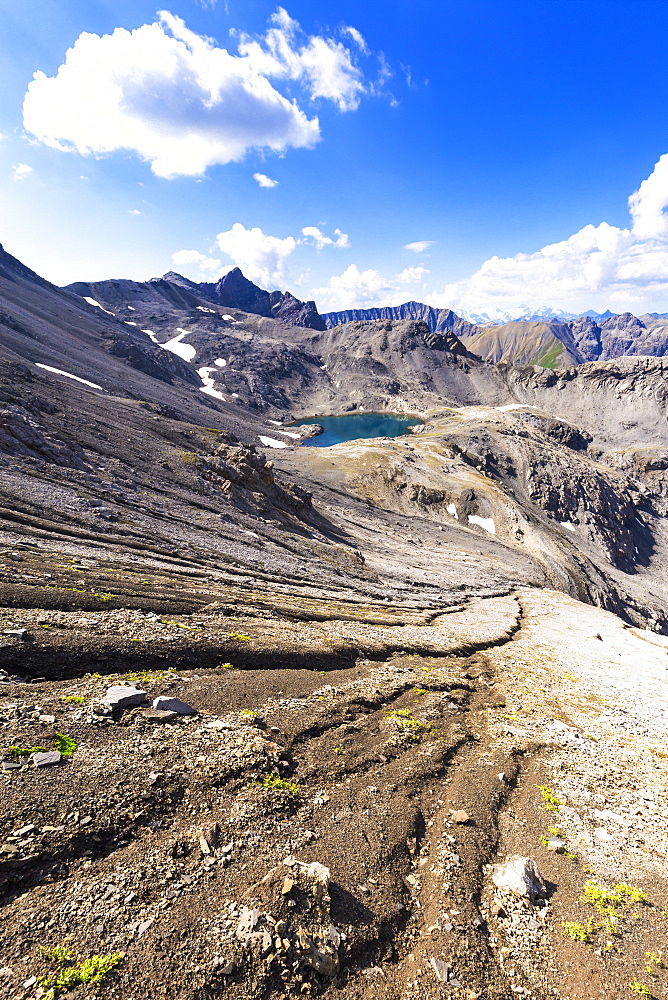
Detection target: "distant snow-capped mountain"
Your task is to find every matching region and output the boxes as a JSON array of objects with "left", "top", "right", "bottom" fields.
[{"left": 459, "top": 305, "right": 618, "bottom": 325}]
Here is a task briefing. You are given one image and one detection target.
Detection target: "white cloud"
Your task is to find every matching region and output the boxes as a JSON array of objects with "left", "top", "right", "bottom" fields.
[
  {"left": 404, "top": 240, "right": 435, "bottom": 253},
  {"left": 253, "top": 172, "right": 279, "bottom": 188},
  {"left": 311, "top": 264, "right": 392, "bottom": 310},
  {"left": 22, "top": 9, "right": 369, "bottom": 178},
  {"left": 437, "top": 153, "right": 668, "bottom": 315},
  {"left": 397, "top": 265, "right": 429, "bottom": 283},
  {"left": 239, "top": 7, "right": 366, "bottom": 112},
  {"left": 172, "top": 248, "right": 222, "bottom": 275},
  {"left": 301, "top": 225, "right": 350, "bottom": 249},
  {"left": 342, "top": 26, "right": 368, "bottom": 54},
  {"left": 215, "top": 222, "right": 296, "bottom": 286},
  {"left": 12, "top": 163, "right": 33, "bottom": 181},
  {"left": 310, "top": 262, "right": 432, "bottom": 311},
  {"left": 128, "top": 208, "right": 142, "bottom": 215}
]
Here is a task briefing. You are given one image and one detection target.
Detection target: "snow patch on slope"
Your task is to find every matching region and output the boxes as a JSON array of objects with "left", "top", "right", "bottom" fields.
[
  {"left": 35, "top": 363, "right": 105, "bottom": 390},
  {"left": 83, "top": 296, "right": 114, "bottom": 316}
]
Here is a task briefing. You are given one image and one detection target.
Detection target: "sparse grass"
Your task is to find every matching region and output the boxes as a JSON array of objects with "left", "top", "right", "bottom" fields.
[
  {"left": 538, "top": 785, "right": 561, "bottom": 812},
  {"left": 629, "top": 982, "right": 652, "bottom": 996},
  {"left": 255, "top": 775, "right": 300, "bottom": 796},
  {"left": 228, "top": 632, "right": 251, "bottom": 642},
  {"left": 61, "top": 695, "right": 85, "bottom": 704},
  {"left": 214, "top": 662, "right": 236, "bottom": 670},
  {"left": 646, "top": 952, "right": 664, "bottom": 977},
  {"left": 126, "top": 668, "right": 178, "bottom": 684},
  {"left": 9, "top": 744, "right": 47, "bottom": 756},
  {"left": 385, "top": 708, "right": 429, "bottom": 742}
]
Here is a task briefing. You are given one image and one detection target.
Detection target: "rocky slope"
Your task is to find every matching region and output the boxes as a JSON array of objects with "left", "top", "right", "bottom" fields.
[
  {"left": 2, "top": 243, "right": 668, "bottom": 1000},
  {"left": 68, "top": 268, "right": 326, "bottom": 333},
  {"left": 322, "top": 300, "right": 668, "bottom": 369}
]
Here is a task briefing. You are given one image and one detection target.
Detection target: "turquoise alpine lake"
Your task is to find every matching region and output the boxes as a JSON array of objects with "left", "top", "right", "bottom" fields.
[{"left": 292, "top": 412, "right": 422, "bottom": 447}]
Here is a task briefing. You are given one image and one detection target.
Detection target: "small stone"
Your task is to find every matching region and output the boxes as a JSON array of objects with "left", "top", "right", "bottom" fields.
[
  {"left": 546, "top": 838, "right": 566, "bottom": 853},
  {"left": 147, "top": 772, "right": 163, "bottom": 785},
  {"left": 102, "top": 685, "right": 147, "bottom": 710},
  {"left": 451, "top": 810, "right": 470, "bottom": 824},
  {"left": 2, "top": 761, "right": 22, "bottom": 771},
  {"left": 428, "top": 957, "right": 449, "bottom": 982},
  {"left": 281, "top": 877, "right": 294, "bottom": 894},
  {"left": 38, "top": 714, "right": 56, "bottom": 724},
  {"left": 30, "top": 750, "right": 62, "bottom": 767},
  {"left": 152, "top": 696, "right": 197, "bottom": 715},
  {"left": 199, "top": 836, "right": 212, "bottom": 855}
]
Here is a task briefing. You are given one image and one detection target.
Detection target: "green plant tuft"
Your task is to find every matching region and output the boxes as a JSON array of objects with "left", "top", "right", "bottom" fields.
[
  {"left": 38, "top": 951, "right": 124, "bottom": 998},
  {"left": 62, "top": 695, "right": 85, "bottom": 704},
  {"left": 629, "top": 981, "right": 652, "bottom": 996},
  {"left": 53, "top": 734, "right": 77, "bottom": 757},
  {"left": 563, "top": 920, "right": 592, "bottom": 943},
  {"left": 256, "top": 775, "right": 300, "bottom": 796},
  {"left": 9, "top": 744, "right": 47, "bottom": 756}
]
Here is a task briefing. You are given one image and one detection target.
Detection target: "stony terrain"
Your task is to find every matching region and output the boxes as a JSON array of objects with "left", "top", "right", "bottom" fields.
[{"left": 0, "top": 243, "right": 667, "bottom": 1000}]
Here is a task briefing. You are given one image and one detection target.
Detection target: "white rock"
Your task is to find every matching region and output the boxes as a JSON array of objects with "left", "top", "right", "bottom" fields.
[{"left": 491, "top": 856, "right": 546, "bottom": 900}]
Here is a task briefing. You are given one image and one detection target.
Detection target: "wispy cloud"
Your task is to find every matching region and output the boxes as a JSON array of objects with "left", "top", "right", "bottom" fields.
[{"left": 404, "top": 240, "right": 435, "bottom": 253}]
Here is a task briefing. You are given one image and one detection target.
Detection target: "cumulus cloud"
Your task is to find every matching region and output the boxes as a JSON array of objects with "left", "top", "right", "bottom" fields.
[
  {"left": 438, "top": 153, "right": 668, "bottom": 315},
  {"left": 215, "top": 222, "right": 296, "bottom": 286},
  {"left": 253, "top": 172, "right": 279, "bottom": 188},
  {"left": 311, "top": 262, "right": 431, "bottom": 311},
  {"left": 172, "top": 248, "right": 222, "bottom": 275},
  {"left": 301, "top": 225, "right": 349, "bottom": 249},
  {"left": 23, "top": 8, "right": 369, "bottom": 178},
  {"left": 128, "top": 208, "right": 142, "bottom": 215},
  {"left": 404, "top": 240, "right": 435, "bottom": 253},
  {"left": 397, "top": 265, "right": 429, "bottom": 283},
  {"left": 12, "top": 163, "right": 33, "bottom": 181}
]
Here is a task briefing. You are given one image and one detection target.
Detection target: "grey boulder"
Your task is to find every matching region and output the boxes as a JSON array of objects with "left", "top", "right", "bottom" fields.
[
  {"left": 152, "top": 696, "right": 197, "bottom": 715},
  {"left": 102, "top": 685, "right": 147, "bottom": 709}
]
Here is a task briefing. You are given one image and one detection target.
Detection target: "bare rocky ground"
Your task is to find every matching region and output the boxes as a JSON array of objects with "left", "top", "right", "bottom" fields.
[{"left": 1, "top": 580, "right": 667, "bottom": 1000}]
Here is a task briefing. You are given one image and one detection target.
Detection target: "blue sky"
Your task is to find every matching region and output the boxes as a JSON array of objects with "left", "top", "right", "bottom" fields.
[{"left": 3, "top": 0, "right": 668, "bottom": 318}]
